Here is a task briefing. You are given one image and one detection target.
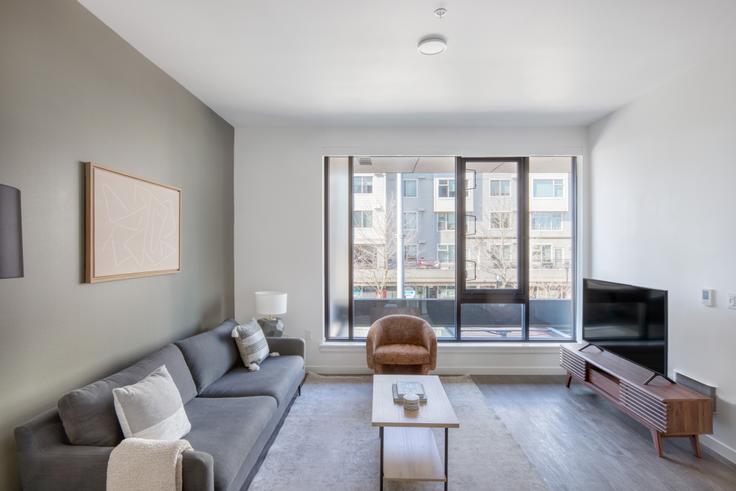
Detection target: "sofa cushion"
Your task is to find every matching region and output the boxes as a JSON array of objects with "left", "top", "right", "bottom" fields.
[
  {"left": 373, "top": 344, "right": 430, "bottom": 365},
  {"left": 175, "top": 319, "right": 239, "bottom": 392},
  {"left": 113, "top": 365, "right": 191, "bottom": 440},
  {"left": 58, "top": 344, "right": 197, "bottom": 446},
  {"left": 184, "top": 396, "right": 276, "bottom": 491},
  {"left": 198, "top": 356, "right": 304, "bottom": 406}
]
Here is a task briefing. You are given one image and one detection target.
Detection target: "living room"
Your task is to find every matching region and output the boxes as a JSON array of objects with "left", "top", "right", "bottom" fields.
[{"left": 1, "top": 1, "right": 735, "bottom": 490}]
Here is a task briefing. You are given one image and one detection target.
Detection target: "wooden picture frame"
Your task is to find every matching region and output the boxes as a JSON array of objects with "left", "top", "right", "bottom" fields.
[{"left": 85, "top": 163, "right": 181, "bottom": 283}]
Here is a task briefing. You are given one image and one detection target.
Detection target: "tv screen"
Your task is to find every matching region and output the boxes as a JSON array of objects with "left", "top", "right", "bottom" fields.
[{"left": 583, "top": 279, "right": 667, "bottom": 375}]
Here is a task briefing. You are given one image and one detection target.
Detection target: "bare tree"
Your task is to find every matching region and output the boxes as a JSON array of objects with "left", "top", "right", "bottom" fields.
[{"left": 353, "top": 194, "right": 418, "bottom": 298}]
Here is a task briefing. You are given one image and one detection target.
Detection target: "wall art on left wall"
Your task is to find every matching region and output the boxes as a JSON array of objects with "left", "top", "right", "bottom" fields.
[{"left": 85, "top": 162, "right": 181, "bottom": 283}]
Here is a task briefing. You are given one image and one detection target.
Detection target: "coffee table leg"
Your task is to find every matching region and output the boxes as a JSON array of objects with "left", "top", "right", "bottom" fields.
[
  {"left": 379, "top": 426, "right": 384, "bottom": 491},
  {"left": 445, "top": 428, "right": 449, "bottom": 491}
]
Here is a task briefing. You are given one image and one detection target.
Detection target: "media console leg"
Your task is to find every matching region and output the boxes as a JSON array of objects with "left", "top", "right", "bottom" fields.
[
  {"left": 565, "top": 373, "right": 572, "bottom": 388},
  {"left": 651, "top": 430, "right": 664, "bottom": 458},
  {"left": 689, "top": 435, "right": 702, "bottom": 458}
]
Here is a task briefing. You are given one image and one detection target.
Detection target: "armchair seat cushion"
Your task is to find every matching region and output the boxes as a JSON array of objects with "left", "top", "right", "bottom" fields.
[{"left": 373, "top": 344, "right": 430, "bottom": 365}]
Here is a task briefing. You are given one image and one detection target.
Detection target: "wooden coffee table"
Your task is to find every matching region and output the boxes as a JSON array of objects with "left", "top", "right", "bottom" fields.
[{"left": 371, "top": 375, "right": 460, "bottom": 490}]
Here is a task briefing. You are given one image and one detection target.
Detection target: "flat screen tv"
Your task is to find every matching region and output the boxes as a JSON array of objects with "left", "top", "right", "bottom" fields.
[{"left": 583, "top": 278, "right": 667, "bottom": 375}]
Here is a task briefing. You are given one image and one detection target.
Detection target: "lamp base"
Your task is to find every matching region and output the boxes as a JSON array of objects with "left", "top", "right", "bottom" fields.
[{"left": 257, "top": 317, "right": 284, "bottom": 337}]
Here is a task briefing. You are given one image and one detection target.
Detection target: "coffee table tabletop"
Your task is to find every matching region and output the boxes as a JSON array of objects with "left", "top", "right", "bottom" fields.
[
  {"left": 371, "top": 374, "right": 459, "bottom": 489},
  {"left": 372, "top": 374, "right": 460, "bottom": 428}
]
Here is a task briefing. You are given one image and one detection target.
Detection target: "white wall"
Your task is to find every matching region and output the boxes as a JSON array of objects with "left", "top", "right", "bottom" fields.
[
  {"left": 588, "top": 55, "right": 736, "bottom": 462},
  {"left": 234, "top": 126, "right": 587, "bottom": 375}
]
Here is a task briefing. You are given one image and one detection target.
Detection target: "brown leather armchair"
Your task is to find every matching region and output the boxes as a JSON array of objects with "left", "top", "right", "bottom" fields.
[{"left": 366, "top": 315, "right": 437, "bottom": 375}]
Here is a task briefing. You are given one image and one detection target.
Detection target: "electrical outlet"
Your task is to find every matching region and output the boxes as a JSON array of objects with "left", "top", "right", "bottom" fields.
[
  {"left": 728, "top": 293, "right": 736, "bottom": 310},
  {"left": 304, "top": 329, "right": 312, "bottom": 340}
]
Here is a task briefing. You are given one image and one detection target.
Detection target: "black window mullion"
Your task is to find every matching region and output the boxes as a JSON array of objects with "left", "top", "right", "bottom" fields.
[
  {"left": 347, "top": 156, "right": 354, "bottom": 341},
  {"left": 455, "top": 157, "right": 464, "bottom": 341},
  {"left": 519, "top": 157, "right": 530, "bottom": 341}
]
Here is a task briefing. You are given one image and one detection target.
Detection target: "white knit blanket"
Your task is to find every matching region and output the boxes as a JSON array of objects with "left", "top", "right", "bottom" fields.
[{"left": 107, "top": 438, "right": 192, "bottom": 491}]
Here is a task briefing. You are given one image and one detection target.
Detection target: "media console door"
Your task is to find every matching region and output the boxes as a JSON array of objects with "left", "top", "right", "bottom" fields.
[{"left": 560, "top": 344, "right": 713, "bottom": 458}]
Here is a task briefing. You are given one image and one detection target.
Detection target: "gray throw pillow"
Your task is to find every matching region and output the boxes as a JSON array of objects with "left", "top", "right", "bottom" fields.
[
  {"left": 231, "top": 319, "right": 270, "bottom": 370},
  {"left": 112, "top": 365, "right": 191, "bottom": 440}
]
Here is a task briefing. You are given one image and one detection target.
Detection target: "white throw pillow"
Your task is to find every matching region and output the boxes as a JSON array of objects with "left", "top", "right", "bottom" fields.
[
  {"left": 112, "top": 365, "right": 191, "bottom": 440},
  {"left": 231, "top": 319, "right": 270, "bottom": 371}
]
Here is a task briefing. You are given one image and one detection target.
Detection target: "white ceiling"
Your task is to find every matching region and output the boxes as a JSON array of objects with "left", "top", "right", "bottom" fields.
[{"left": 79, "top": 0, "right": 736, "bottom": 127}]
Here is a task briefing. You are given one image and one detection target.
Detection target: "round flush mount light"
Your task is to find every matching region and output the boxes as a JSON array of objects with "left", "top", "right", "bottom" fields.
[{"left": 417, "top": 36, "right": 447, "bottom": 56}]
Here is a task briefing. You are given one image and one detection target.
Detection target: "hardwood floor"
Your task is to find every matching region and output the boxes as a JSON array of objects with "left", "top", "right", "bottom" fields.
[{"left": 472, "top": 375, "right": 736, "bottom": 491}]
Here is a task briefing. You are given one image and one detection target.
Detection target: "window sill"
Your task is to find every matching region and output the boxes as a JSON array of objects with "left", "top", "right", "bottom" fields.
[{"left": 319, "top": 341, "right": 569, "bottom": 354}]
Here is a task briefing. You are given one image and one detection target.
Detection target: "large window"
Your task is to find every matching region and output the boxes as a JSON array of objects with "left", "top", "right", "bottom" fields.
[{"left": 325, "top": 156, "right": 577, "bottom": 341}]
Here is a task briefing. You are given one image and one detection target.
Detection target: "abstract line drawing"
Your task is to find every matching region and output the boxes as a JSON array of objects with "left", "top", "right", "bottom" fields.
[{"left": 85, "top": 163, "right": 181, "bottom": 283}]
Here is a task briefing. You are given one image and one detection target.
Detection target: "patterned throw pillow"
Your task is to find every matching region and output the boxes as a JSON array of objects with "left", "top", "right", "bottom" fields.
[
  {"left": 231, "top": 319, "right": 270, "bottom": 371},
  {"left": 112, "top": 365, "right": 191, "bottom": 440}
]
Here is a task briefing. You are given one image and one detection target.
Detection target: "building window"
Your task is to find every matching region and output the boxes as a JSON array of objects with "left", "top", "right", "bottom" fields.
[
  {"left": 352, "top": 210, "right": 373, "bottom": 228},
  {"left": 490, "top": 212, "right": 513, "bottom": 230},
  {"left": 437, "top": 244, "right": 456, "bottom": 265},
  {"left": 437, "top": 178, "right": 456, "bottom": 198},
  {"left": 491, "top": 244, "right": 514, "bottom": 262},
  {"left": 353, "top": 175, "right": 373, "bottom": 194},
  {"left": 490, "top": 179, "right": 511, "bottom": 197},
  {"left": 353, "top": 244, "right": 377, "bottom": 267},
  {"left": 403, "top": 211, "right": 418, "bottom": 231},
  {"left": 531, "top": 212, "right": 564, "bottom": 231},
  {"left": 403, "top": 179, "right": 418, "bottom": 198},
  {"left": 436, "top": 212, "right": 456, "bottom": 231},
  {"left": 404, "top": 244, "right": 418, "bottom": 263},
  {"left": 533, "top": 178, "right": 564, "bottom": 198}
]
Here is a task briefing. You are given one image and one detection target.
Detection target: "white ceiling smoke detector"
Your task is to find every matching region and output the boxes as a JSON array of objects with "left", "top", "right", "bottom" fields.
[{"left": 417, "top": 36, "right": 447, "bottom": 56}]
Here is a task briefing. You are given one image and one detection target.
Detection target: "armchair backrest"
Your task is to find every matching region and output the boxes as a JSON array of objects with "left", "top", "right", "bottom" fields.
[{"left": 371, "top": 315, "right": 433, "bottom": 347}]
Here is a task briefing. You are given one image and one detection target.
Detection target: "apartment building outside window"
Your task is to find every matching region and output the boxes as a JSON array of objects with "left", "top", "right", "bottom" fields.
[
  {"left": 531, "top": 211, "right": 564, "bottom": 231},
  {"left": 533, "top": 178, "right": 564, "bottom": 198},
  {"left": 490, "top": 179, "right": 511, "bottom": 196},
  {"left": 352, "top": 210, "right": 372, "bottom": 228},
  {"left": 403, "top": 179, "right": 418, "bottom": 197},
  {"left": 353, "top": 175, "right": 373, "bottom": 194},
  {"left": 436, "top": 212, "right": 456, "bottom": 231},
  {"left": 437, "top": 178, "right": 456, "bottom": 198}
]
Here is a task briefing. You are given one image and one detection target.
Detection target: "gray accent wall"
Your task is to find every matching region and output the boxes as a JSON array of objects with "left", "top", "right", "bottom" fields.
[{"left": 0, "top": 0, "right": 234, "bottom": 488}]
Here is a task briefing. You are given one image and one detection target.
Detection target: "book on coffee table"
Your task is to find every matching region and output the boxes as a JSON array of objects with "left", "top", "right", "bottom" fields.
[{"left": 392, "top": 381, "right": 427, "bottom": 403}]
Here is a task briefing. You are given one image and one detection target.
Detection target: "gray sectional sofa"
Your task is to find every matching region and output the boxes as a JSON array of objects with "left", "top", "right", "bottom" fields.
[{"left": 15, "top": 319, "right": 306, "bottom": 491}]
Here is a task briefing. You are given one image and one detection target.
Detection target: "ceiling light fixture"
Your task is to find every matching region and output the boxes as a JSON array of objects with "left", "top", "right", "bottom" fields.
[{"left": 417, "top": 36, "right": 447, "bottom": 56}]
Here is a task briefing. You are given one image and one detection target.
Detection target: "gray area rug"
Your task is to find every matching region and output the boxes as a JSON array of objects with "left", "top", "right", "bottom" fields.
[{"left": 249, "top": 374, "right": 548, "bottom": 490}]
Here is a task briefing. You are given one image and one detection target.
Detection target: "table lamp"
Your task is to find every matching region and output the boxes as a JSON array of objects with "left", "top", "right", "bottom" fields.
[
  {"left": 0, "top": 184, "right": 24, "bottom": 279},
  {"left": 255, "top": 291, "right": 287, "bottom": 337}
]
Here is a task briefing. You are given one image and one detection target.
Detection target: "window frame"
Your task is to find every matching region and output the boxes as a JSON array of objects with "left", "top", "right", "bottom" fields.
[
  {"left": 532, "top": 178, "right": 564, "bottom": 199},
  {"left": 352, "top": 210, "right": 373, "bottom": 228},
  {"left": 403, "top": 211, "right": 418, "bottom": 231},
  {"left": 489, "top": 178, "right": 511, "bottom": 197},
  {"left": 403, "top": 178, "right": 418, "bottom": 198},
  {"left": 353, "top": 175, "right": 373, "bottom": 194},
  {"left": 436, "top": 211, "right": 456, "bottom": 231},
  {"left": 437, "top": 178, "right": 456, "bottom": 199},
  {"left": 531, "top": 211, "right": 564, "bottom": 231},
  {"left": 325, "top": 155, "right": 578, "bottom": 343}
]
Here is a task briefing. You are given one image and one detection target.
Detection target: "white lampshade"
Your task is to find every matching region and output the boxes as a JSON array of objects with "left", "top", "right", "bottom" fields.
[{"left": 255, "top": 291, "right": 287, "bottom": 316}]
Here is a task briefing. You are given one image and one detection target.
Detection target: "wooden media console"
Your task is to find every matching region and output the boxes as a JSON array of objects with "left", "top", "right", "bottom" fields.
[{"left": 561, "top": 344, "right": 713, "bottom": 457}]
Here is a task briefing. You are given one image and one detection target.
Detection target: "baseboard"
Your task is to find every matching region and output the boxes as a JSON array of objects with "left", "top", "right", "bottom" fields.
[
  {"left": 306, "top": 365, "right": 566, "bottom": 376},
  {"left": 701, "top": 435, "right": 736, "bottom": 466}
]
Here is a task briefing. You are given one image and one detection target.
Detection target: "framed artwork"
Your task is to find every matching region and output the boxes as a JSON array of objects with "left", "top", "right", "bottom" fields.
[{"left": 85, "top": 163, "right": 181, "bottom": 283}]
